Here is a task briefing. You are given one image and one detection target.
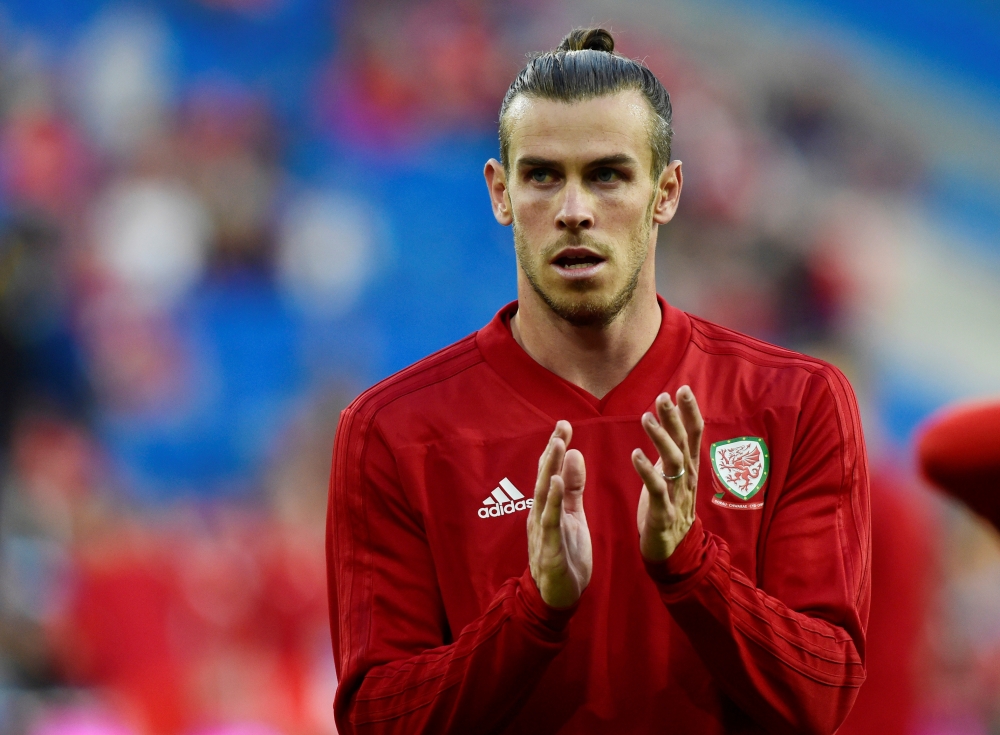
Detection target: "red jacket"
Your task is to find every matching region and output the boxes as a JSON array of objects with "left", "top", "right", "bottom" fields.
[{"left": 327, "top": 298, "right": 870, "bottom": 734}]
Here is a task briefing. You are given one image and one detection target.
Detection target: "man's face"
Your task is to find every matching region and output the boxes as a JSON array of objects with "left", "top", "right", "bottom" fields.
[{"left": 487, "top": 90, "right": 680, "bottom": 327}]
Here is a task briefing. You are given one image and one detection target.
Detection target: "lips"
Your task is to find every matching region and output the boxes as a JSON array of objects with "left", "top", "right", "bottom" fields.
[{"left": 551, "top": 247, "right": 607, "bottom": 275}]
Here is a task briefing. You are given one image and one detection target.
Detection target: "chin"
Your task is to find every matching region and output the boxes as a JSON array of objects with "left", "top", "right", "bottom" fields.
[{"left": 541, "top": 288, "right": 631, "bottom": 328}]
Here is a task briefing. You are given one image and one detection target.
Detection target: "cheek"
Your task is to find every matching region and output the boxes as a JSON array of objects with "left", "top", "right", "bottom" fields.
[
  {"left": 603, "top": 195, "right": 651, "bottom": 232},
  {"left": 511, "top": 194, "right": 554, "bottom": 231}
]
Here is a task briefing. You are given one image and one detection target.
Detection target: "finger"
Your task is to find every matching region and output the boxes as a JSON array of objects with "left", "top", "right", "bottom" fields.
[
  {"left": 536, "top": 421, "right": 572, "bottom": 474},
  {"left": 636, "top": 483, "right": 650, "bottom": 532},
  {"left": 562, "top": 449, "right": 585, "bottom": 493},
  {"left": 532, "top": 424, "right": 569, "bottom": 520},
  {"left": 641, "top": 411, "right": 684, "bottom": 478},
  {"left": 541, "top": 474, "right": 565, "bottom": 535},
  {"left": 631, "top": 447, "right": 673, "bottom": 519},
  {"left": 676, "top": 386, "right": 704, "bottom": 471},
  {"left": 552, "top": 419, "right": 572, "bottom": 451},
  {"left": 561, "top": 449, "right": 586, "bottom": 513},
  {"left": 532, "top": 437, "right": 564, "bottom": 521},
  {"left": 655, "top": 393, "right": 690, "bottom": 461}
]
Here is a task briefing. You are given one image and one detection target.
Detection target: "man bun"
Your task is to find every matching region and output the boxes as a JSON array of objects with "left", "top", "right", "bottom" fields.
[{"left": 557, "top": 28, "right": 615, "bottom": 54}]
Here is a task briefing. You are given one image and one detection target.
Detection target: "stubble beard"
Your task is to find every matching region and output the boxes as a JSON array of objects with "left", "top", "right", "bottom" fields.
[{"left": 513, "top": 212, "right": 653, "bottom": 329}]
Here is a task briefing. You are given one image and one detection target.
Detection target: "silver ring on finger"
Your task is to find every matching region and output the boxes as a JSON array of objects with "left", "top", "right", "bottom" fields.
[{"left": 661, "top": 468, "right": 686, "bottom": 482}]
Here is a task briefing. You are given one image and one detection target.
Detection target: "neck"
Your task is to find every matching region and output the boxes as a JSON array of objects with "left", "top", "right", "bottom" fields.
[{"left": 510, "top": 269, "right": 662, "bottom": 400}]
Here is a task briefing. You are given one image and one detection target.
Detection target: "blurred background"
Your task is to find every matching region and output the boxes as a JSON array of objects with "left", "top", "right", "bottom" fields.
[{"left": 0, "top": 0, "right": 997, "bottom": 733}]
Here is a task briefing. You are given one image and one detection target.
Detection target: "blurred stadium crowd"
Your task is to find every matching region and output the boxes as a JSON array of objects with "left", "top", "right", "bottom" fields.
[{"left": 0, "top": 0, "right": 998, "bottom": 734}]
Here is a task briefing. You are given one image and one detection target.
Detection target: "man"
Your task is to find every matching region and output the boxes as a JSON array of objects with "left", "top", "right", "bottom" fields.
[
  {"left": 327, "top": 28, "right": 870, "bottom": 734},
  {"left": 919, "top": 400, "right": 1000, "bottom": 532}
]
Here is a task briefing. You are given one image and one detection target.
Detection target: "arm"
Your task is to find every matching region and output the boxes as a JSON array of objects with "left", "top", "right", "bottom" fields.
[
  {"left": 327, "top": 403, "right": 590, "bottom": 734},
  {"left": 634, "top": 374, "right": 870, "bottom": 735}
]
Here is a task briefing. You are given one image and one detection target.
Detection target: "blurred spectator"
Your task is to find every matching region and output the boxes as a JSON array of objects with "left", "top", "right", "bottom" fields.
[
  {"left": 277, "top": 190, "right": 384, "bottom": 315},
  {"left": 90, "top": 178, "right": 212, "bottom": 312},
  {"left": 318, "top": 0, "right": 540, "bottom": 147},
  {"left": 0, "top": 217, "right": 90, "bottom": 449},
  {"left": 838, "top": 469, "right": 939, "bottom": 735},
  {"left": 918, "top": 402, "right": 1000, "bottom": 532},
  {"left": 27, "top": 392, "right": 342, "bottom": 735},
  {"left": 69, "top": 9, "right": 174, "bottom": 158},
  {"left": 177, "top": 86, "right": 278, "bottom": 274},
  {"left": 0, "top": 415, "right": 98, "bottom": 727}
]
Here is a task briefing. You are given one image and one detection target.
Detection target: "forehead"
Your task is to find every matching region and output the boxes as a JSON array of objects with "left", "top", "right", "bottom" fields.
[{"left": 506, "top": 90, "right": 654, "bottom": 167}]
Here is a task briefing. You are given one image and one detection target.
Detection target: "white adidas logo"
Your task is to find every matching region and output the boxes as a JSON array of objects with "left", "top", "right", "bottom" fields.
[{"left": 477, "top": 478, "right": 534, "bottom": 519}]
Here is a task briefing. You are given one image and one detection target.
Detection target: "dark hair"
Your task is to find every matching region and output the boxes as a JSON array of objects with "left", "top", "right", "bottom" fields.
[{"left": 499, "top": 28, "right": 674, "bottom": 177}]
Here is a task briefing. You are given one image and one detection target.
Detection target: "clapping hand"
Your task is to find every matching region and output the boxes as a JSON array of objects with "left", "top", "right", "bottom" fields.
[
  {"left": 527, "top": 420, "right": 593, "bottom": 609},
  {"left": 631, "top": 387, "right": 704, "bottom": 562}
]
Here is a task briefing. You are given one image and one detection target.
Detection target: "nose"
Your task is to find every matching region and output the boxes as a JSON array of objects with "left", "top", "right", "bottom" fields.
[{"left": 555, "top": 182, "right": 594, "bottom": 231}]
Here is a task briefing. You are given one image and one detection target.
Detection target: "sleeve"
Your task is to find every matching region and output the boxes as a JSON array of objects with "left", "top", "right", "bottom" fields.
[
  {"left": 327, "top": 399, "right": 577, "bottom": 735},
  {"left": 644, "top": 366, "right": 871, "bottom": 735}
]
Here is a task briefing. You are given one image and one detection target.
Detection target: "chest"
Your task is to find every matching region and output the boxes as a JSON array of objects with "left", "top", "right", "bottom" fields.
[{"left": 393, "top": 409, "right": 798, "bottom": 632}]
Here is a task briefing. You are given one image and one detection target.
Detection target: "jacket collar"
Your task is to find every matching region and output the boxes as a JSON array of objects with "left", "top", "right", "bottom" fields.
[{"left": 476, "top": 295, "right": 692, "bottom": 421}]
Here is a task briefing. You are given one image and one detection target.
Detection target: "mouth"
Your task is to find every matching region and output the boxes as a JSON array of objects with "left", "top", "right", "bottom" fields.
[{"left": 550, "top": 247, "right": 607, "bottom": 278}]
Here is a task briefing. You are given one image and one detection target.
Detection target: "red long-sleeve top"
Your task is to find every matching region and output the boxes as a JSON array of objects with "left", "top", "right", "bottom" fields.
[{"left": 327, "top": 298, "right": 870, "bottom": 734}]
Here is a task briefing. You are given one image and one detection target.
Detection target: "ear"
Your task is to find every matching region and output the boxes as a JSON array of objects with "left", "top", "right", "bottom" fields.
[
  {"left": 652, "top": 160, "right": 683, "bottom": 225},
  {"left": 484, "top": 158, "right": 513, "bottom": 226}
]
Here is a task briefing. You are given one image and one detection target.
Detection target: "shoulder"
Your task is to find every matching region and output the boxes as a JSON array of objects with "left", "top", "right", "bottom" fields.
[
  {"left": 342, "top": 333, "right": 483, "bottom": 426},
  {"left": 686, "top": 313, "right": 855, "bottom": 404},
  {"left": 685, "top": 317, "right": 867, "bottom": 501},
  {"left": 336, "top": 333, "right": 487, "bottom": 444},
  {"left": 688, "top": 314, "right": 835, "bottom": 376}
]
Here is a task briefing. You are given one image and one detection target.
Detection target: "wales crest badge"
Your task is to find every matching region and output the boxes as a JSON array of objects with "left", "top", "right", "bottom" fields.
[{"left": 710, "top": 437, "right": 769, "bottom": 509}]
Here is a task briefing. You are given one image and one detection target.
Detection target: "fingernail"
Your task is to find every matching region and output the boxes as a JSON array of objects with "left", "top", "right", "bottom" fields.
[{"left": 643, "top": 412, "right": 658, "bottom": 427}]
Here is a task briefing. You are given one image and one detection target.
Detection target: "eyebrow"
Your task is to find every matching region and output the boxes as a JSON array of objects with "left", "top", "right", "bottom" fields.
[
  {"left": 515, "top": 153, "right": 639, "bottom": 169},
  {"left": 589, "top": 154, "right": 638, "bottom": 168}
]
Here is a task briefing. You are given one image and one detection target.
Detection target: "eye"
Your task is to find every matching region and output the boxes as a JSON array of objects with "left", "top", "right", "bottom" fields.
[
  {"left": 530, "top": 168, "right": 555, "bottom": 183},
  {"left": 593, "top": 167, "right": 620, "bottom": 183}
]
